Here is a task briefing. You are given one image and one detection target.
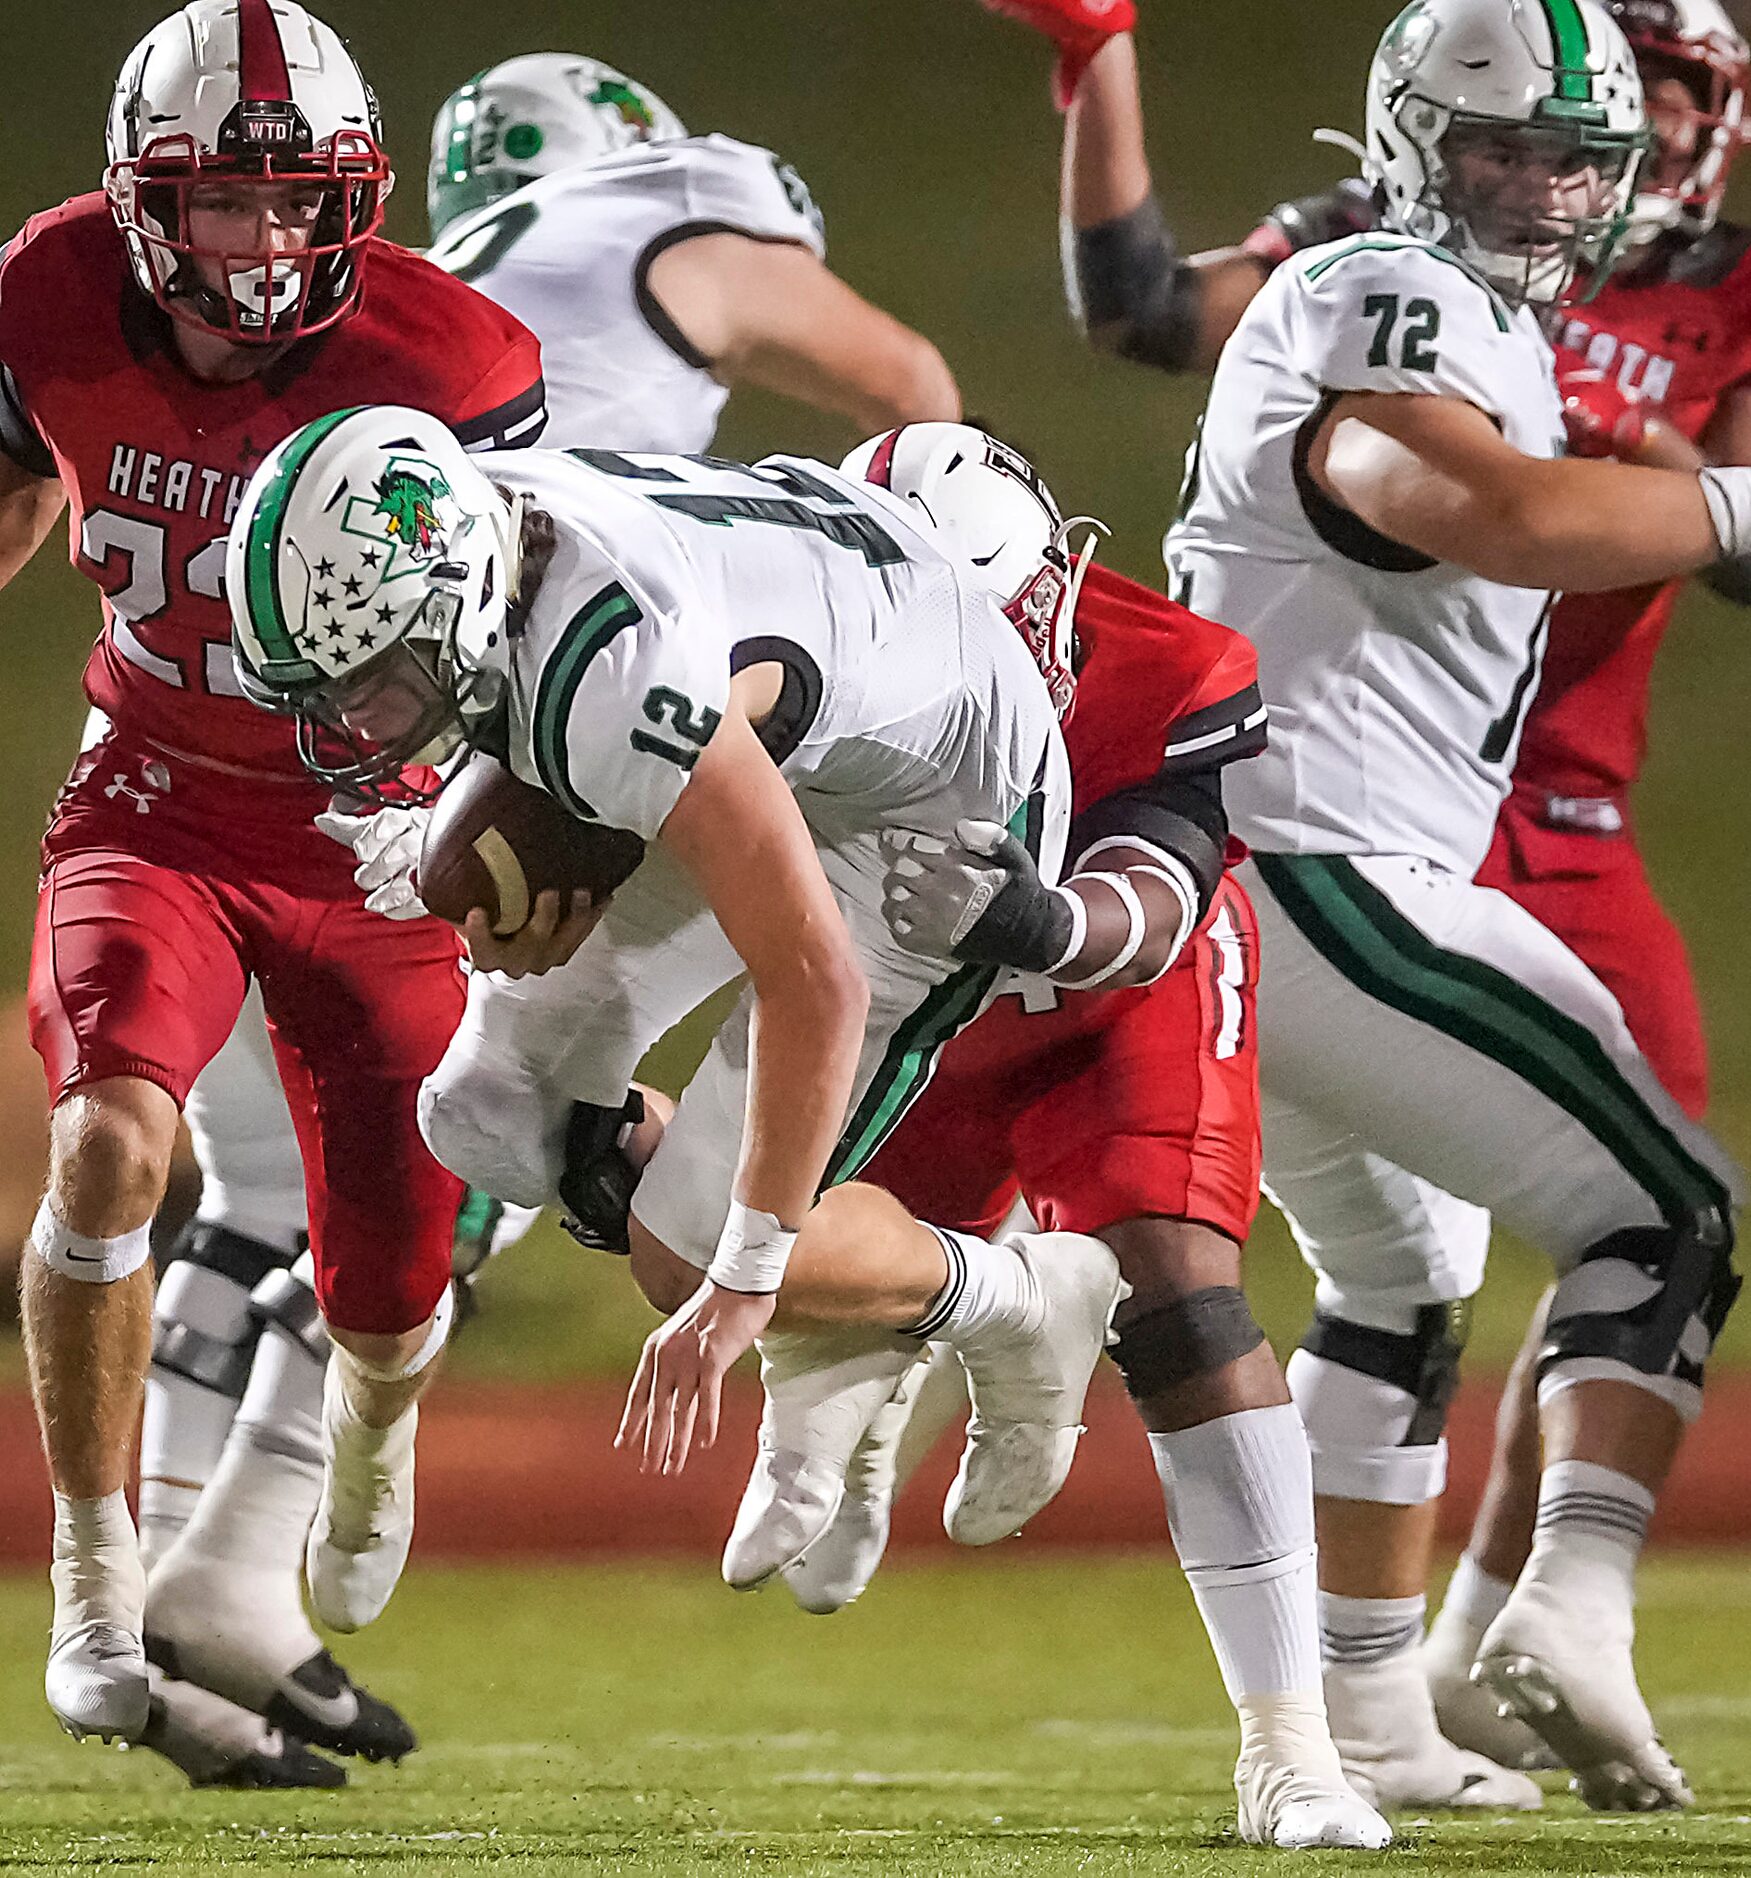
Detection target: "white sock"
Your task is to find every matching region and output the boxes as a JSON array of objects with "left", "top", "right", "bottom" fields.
[
  {"left": 51, "top": 1490, "right": 145, "bottom": 1633},
  {"left": 1319, "top": 1591, "right": 1426, "bottom": 1668},
  {"left": 902, "top": 1227, "right": 1044, "bottom": 1350},
  {"left": 1438, "top": 1552, "right": 1513, "bottom": 1635},
  {"left": 1149, "top": 1405, "right": 1323, "bottom": 1704},
  {"left": 139, "top": 1262, "right": 258, "bottom": 1569},
  {"left": 1529, "top": 1459, "right": 1652, "bottom": 1593},
  {"left": 328, "top": 1348, "right": 421, "bottom": 1464},
  {"left": 168, "top": 1327, "right": 324, "bottom": 1577}
]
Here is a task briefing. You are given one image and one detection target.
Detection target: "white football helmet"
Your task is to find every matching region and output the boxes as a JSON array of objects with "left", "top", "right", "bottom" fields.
[
  {"left": 840, "top": 423, "right": 1101, "bottom": 720},
  {"left": 1610, "top": 0, "right": 1749, "bottom": 247},
  {"left": 427, "top": 53, "right": 687, "bottom": 237},
  {"left": 228, "top": 405, "right": 517, "bottom": 797},
  {"left": 105, "top": 0, "right": 390, "bottom": 341},
  {"left": 1366, "top": 0, "right": 1648, "bottom": 303}
]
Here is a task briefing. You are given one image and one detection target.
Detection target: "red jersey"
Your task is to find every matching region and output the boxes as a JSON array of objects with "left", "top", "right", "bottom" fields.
[
  {"left": 1062, "top": 560, "right": 1265, "bottom": 848},
  {"left": 0, "top": 194, "right": 545, "bottom": 781},
  {"left": 1535, "top": 225, "right": 1751, "bottom": 797}
]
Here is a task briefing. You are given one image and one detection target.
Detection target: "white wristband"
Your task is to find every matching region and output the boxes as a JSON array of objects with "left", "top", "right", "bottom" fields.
[
  {"left": 1699, "top": 466, "right": 1751, "bottom": 559},
  {"left": 707, "top": 1201, "right": 798, "bottom": 1295},
  {"left": 1043, "top": 885, "right": 1088, "bottom": 976},
  {"left": 1052, "top": 871, "right": 1147, "bottom": 988}
]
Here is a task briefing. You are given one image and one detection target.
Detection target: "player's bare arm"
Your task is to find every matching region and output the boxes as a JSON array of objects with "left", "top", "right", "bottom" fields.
[
  {"left": 0, "top": 453, "right": 64, "bottom": 590},
  {"left": 1060, "top": 32, "right": 1268, "bottom": 374},
  {"left": 619, "top": 697, "right": 869, "bottom": 1475},
  {"left": 1307, "top": 389, "right": 1731, "bottom": 591},
  {"left": 644, "top": 234, "right": 960, "bottom": 430}
]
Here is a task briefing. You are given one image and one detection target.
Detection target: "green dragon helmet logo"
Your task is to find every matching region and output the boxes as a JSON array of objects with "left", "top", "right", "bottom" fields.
[
  {"left": 372, "top": 467, "right": 451, "bottom": 560},
  {"left": 589, "top": 77, "right": 656, "bottom": 134}
]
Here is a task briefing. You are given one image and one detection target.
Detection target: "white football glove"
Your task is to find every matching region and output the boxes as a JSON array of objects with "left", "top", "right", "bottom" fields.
[
  {"left": 1698, "top": 465, "right": 1751, "bottom": 559},
  {"left": 314, "top": 803, "right": 432, "bottom": 921},
  {"left": 878, "top": 820, "right": 1076, "bottom": 972}
]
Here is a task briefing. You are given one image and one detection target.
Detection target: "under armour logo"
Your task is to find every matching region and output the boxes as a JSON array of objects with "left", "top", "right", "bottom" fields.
[{"left": 103, "top": 761, "right": 168, "bottom": 814}]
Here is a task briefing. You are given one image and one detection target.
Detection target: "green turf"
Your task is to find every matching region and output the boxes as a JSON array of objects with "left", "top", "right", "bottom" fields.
[{"left": 2, "top": 1556, "right": 1749, "bottom": 1874}]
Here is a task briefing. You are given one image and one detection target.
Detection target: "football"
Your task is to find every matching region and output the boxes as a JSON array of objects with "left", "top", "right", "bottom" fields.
[{"left": 418, "top": 754, "right": 646, "bottom": 936}]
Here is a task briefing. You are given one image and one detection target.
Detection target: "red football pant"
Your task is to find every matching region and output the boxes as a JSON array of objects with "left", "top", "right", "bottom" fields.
[
  {"left": 1479, "top": 791, "right": 1709, "bottom": 1121},
  {"left": 868, "top": 875, "right": 1262, "bottom": 1244},
  {"left": 28, "top": 736, "right": 465, "bottom": 1333}
]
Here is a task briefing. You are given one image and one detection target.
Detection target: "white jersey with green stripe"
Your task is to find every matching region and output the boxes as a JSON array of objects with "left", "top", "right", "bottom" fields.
[
  {"left": 1165, "top": 231, "right": 1566, "bottom": 878},
  {"left": 427, "top": 135, "right": 824, "bottom": 454},
  {"left": 487, "top": 446, "right": 1067, "bottom": 855}
]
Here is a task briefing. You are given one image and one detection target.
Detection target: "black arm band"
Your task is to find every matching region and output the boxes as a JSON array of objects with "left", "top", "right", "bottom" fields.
[
  {"left": 1703, "top": 555, "right": 1751, "bottom": 607},
  {"left": 1064, "top": 194, "right": 1203, "bottom": 373},
  {"left": 1069, "top": 768, "right": 1228, "bottom": 919}
]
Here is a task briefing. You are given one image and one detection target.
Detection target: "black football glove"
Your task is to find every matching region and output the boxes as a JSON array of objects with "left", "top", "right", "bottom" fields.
[{"left": 1242, "top": 177, "right": 1377, "bottom": 270}]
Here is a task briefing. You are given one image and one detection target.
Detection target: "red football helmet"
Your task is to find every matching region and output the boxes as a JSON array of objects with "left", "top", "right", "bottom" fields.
[
  {"left": 1611, "top": 0, "right": 1751, "bottom": 243},
  {"left": 104, "top": 0, "right": 391, "bottom": 343}
]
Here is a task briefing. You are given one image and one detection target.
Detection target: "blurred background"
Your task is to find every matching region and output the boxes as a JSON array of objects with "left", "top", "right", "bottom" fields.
[{"left": 0, "top": 0, "right": 1746, "bottom": 1405}]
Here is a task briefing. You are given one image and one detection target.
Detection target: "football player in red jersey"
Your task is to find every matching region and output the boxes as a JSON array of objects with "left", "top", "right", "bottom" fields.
[
  {"left": 0, "top": 0, "right": 544, "bottom": 1751},
  {"left": 749, "top": 425, "right": 1386, "bottom": 1849},
  {"left": 984, "top": 0, "right": 1748, "bottom": 1804}
]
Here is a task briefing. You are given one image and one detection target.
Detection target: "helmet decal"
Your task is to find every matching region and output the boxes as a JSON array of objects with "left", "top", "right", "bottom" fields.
[
  {"left": 237, "top": 0, "right": 294, "bottom": 105},
  {"left": 371, "top": 468, "right": 452, "bottom": 561},
  {"left": 588, "top": 77, "right": 658, "bottom": 132}
]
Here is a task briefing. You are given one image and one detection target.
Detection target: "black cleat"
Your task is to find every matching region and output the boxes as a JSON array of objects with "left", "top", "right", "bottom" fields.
[
  {"left": 263, "top": 1649, "right": 418, "bottom": 1763},
  {"left": 138, "top": 1680, "right": 346, "bottom": 1789}
]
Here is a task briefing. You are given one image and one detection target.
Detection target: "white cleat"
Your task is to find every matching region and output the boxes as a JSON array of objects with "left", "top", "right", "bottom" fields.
[
  {"left": 722, "top": 1327, "right": 921, "bottom": 1593},
  {"left": 305, "top": 1363, "right": 416, "bottom": 1634},
  {"left": 779, "top": 1346, "right": 954, "bottom": 1613},
  {"left": 944, "top": 1232, "right": 1126, "bottom": 1547},
  {"left": 46, "top": 1620, "right": 150, "bottom": 1744},
  {"left": 1235, "top": 1697, "right": 1393, "bottom": 1849},
  {"left": 46, "top": 1539, "right": 150, "bottom": 1744},
  {"left": 1325, "top": 1655, "right": 1544, "bottom": 1812},
  {"left": 1423, "top": 1607, "right": 1556, "bottom": 1771},
  {"left": 1475, "top": 1570, "right": 1691, "bottom": 1811}
]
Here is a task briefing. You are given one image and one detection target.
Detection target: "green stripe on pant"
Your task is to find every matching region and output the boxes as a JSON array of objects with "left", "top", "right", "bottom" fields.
[{"left": 1252, "top": 852, "right": 1730, "bottom": 1224}]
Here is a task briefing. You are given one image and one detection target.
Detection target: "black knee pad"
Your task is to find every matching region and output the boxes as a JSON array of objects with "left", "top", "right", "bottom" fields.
[
  {"left": 1110, "top": 1286, "right": 1266, "bottom": 1398},
  {"left": 556, "top": 1093, "right": 645, "bottom": 1255},
  {"left": 151, "top": 1221, "right": 300, "bottom": 1398},
  {"left": 1540, "top": 1211, "right": 1740, "bottom": 1394},
  {"left": 1300, "top": 1299, "right": 1471, "bottom": 1446}
]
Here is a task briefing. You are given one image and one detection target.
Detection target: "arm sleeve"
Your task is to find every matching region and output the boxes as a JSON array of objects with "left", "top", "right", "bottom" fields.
[
  {"left": 678, "top": 137, "right": 827, "bottom": 258},
  {"left": 1061, "top": 194, "right": 1206, "bottom": 373},
  {"left": 529, "top": 553, "right": 733, "bottom": 840},
  {"left": 1067, "top": 762, "right": 1230, "bottom": 922},
  {"left": 1292, "top": 237, "right": 1521, "bottom": 418}
]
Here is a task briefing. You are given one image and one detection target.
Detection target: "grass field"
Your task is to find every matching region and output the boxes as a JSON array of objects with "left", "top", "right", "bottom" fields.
[{"left": 3, "top": 1557, "right": 1749, "bottom": 1875}]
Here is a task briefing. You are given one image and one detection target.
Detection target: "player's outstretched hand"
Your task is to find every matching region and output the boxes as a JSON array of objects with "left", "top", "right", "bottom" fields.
[
  {"left": 1558, "top": 366, "right": 1650, "bottom": 461},
  {"left": 460, "top": 889, "right": 604, "bottom": 978},
  {"left": 315, "top": 802, "right": 431, "bottom": 920},
  {"left": 617, "top": 1280, "right": 777, "bottom": 1476},
  {"left": 981, "top": 0, "right": 1137, "bottom": 107}
]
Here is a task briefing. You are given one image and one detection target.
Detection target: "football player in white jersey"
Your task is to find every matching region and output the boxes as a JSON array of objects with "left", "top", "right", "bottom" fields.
[
  {"left": 1160, "top": 0, "right": 1751, "bottom": 1813},
  {"left": 227, "top": 406, "right": 1126, "bottom": 1627},
  {"left": 131, "top": 49, "right": 964, "bottom": 1786},
  {"left": 424, "top": 54, "right": 961, "bottom": 447}
]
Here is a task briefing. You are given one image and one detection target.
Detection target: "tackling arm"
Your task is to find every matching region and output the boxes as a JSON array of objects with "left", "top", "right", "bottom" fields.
[
  {"left": 1308, "top": 391, "right": 1732, "bottom": 593},
  {"left": 643, "top": 235, "right": 960, "bottom": 431},
  {"left": 881, "top": 768, "right": 1229, "bottom": 992},
  {"left": 0, "top": 451, "right": 65, "bottom": 590}
]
